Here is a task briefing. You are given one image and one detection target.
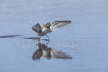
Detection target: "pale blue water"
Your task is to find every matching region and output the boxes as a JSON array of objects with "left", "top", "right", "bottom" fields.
[{"left": 0, "top": 0, "right": 108, "bottom": 72}]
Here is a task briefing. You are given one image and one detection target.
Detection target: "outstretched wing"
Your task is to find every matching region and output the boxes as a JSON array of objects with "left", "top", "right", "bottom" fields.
[
  {"left": 32, "top": 23, "right": 42, "bottom": 33},
  {"left": 50, "top": 49, "right": 72, "bottom": 59},
  {"left": 49, "top": 20, "right": 72, "bottom": 31}
]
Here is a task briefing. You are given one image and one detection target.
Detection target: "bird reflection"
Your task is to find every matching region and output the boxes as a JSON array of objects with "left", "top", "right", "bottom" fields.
[{"left": 32, "top": 42, "right": 72, "bottom": 61}]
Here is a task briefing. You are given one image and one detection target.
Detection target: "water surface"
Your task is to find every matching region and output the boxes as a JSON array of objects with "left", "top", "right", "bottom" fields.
[{"left": 0, "top": 0, "right": 108, "bottom": 72}]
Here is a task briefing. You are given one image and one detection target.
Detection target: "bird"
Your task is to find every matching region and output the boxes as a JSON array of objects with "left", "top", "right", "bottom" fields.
[
  {"left": 32, "top": 42, "right": 72, "bottom": 60},
  {"left": 32, "top": 20, "right": 72, "bottom": 39}
]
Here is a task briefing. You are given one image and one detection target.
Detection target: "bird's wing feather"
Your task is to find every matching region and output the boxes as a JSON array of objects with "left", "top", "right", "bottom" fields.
[{"left": 50, "top": 20, "right": 72, "bottom": 31}]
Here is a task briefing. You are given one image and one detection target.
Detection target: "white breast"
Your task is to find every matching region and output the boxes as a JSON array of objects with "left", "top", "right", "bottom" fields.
[{"left": 42, "top": 27, "right": 47, "bottom": 32}]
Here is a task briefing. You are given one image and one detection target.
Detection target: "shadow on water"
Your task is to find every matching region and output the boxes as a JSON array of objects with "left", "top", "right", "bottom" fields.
[{"left": 0, "top": 35, "right": 22, "bottom": 38}]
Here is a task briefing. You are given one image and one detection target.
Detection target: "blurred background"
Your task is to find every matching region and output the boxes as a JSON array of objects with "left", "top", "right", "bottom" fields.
[{"left": 0, "top": 0, "right": 108, "bottom": 72}]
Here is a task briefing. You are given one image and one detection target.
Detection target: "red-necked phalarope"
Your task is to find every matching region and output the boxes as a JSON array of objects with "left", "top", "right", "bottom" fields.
[
  {"left": 32, "top": 20, "right": 72, "bottom": 39},
  {"left": 32, "top": 43, "right": 72, "bottom": 60}
]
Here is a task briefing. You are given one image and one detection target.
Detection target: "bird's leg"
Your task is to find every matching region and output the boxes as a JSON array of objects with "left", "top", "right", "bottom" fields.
[
  {"left": 45, "top": 35, "right": 50, "bottom": 44},
  {"left": 40, "top": 35, "right": 50, "bottom": 44}
]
